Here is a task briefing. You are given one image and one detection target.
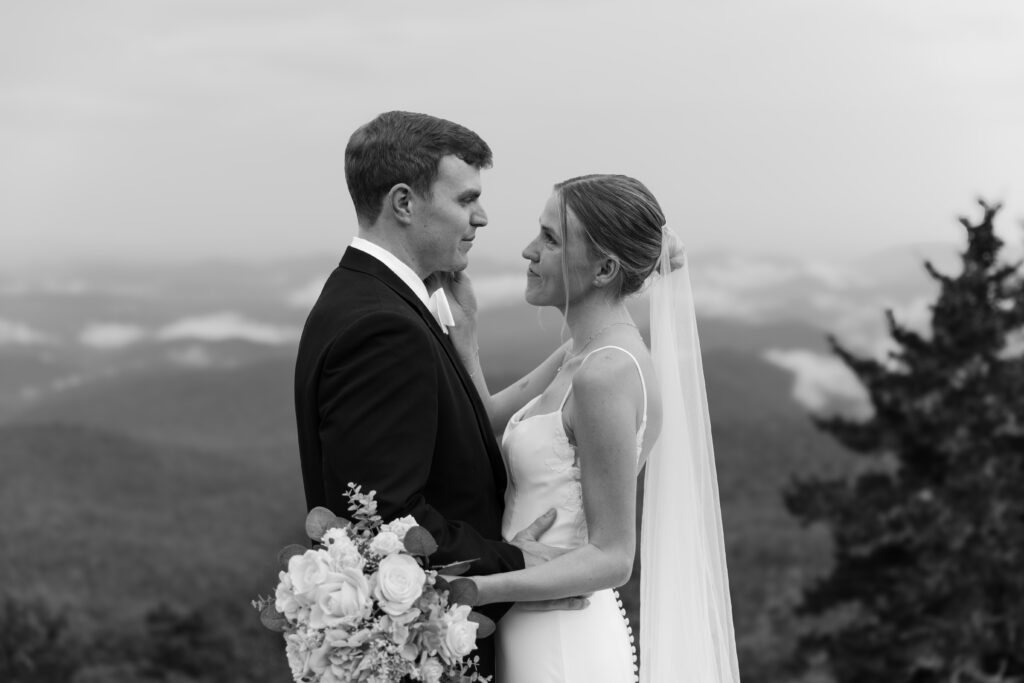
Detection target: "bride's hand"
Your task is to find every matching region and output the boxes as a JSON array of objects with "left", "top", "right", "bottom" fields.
[
  {"left": 426, "top": 270, "right": 478, "bottom": 331},
  {"left": 664, "top": 225, "right": 686, "bottom": 272}
]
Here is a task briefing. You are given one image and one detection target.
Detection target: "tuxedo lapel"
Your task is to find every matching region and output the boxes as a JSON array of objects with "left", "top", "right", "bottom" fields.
[{"left": 339, "top": 249, "right": 507, "bottom": 490}]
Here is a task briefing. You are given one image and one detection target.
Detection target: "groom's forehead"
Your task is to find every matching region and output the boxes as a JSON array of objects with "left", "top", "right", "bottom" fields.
[{"left": 433, "top": 155, "right": 482, "bottom": 193}]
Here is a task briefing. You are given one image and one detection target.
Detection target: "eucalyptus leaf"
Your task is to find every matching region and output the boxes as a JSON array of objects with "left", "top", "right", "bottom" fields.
[
  {"left": 305, "top": 506, "right": 340, "bottom": 542},
  {"left": 259, "top": 603, "right": 289, "bottom": 632},
  {"left": 403, "top": 526, "right": 439, "bottom": 557},
  {"left": 433, "top": 576, "right": 451, "bottom": 595},
  {"left": 432, "top": 559, "right": 477, "bottom": 577},
  {"left": 277, "top": 544, "right": 308, "bottom": 569},
  {"left": 468, "top": 611, "right": 496, "bottom": 639},
  {"left": 448, "top": 578, "right": 479, "bottom": 607}
]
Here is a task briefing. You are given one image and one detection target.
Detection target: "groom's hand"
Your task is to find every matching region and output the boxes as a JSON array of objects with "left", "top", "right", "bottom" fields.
[
  {"left": 510, "top": 509, "right": 592, "bottom": 612},
  {"left": 511, "top": 508, "right": 569, "bottom": 567}
]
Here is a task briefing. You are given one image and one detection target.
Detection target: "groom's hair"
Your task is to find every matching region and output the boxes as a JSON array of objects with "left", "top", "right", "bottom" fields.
[{"left": 345, "top": 111, "right": 493, "bottom": 223}]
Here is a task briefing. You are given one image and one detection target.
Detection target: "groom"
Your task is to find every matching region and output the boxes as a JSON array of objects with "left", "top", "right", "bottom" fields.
[{"left": 294, "top": 111, "right": 572, "bottom": 677}]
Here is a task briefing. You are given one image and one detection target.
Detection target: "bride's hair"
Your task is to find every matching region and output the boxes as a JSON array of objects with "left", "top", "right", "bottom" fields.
[{"left": 554, "top": 174, "right": 665, "bottom": 298}]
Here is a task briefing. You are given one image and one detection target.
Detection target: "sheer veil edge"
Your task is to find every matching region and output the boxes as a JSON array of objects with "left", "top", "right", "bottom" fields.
[{"left": 640, "top": 236, "right": 741, "bottom": 682}]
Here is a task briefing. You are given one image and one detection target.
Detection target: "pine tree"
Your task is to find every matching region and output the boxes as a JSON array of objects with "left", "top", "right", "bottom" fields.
[{"left": 785, "top": 201, "right": 1024, "bottom": 682}]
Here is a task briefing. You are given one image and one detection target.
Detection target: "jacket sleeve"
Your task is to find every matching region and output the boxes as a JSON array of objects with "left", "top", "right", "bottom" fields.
[{"left": 316, "top": 310, "right": 525, "bottom": 575}]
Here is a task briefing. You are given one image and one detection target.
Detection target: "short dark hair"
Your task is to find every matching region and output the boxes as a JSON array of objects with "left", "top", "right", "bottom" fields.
[{"left": 344, "top": 111, "right": 493, "bottom": 223}]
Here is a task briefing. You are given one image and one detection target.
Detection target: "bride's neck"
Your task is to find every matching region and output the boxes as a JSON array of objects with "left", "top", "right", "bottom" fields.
[{"left": 564, "top": 297, "right": 633, "bottom": 353}]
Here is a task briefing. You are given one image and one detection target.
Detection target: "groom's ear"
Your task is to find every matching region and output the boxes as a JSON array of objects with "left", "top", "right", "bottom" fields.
[
  {"left": 593, "top": 258, "right": 620, "bottom": 288},
  {"left": 387, "top": 184, "right": 414, "bottom": 225}
]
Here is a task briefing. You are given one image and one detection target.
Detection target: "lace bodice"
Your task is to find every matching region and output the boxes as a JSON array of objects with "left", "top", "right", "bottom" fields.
[{"left": 499, "top": 346, "right": 648, "bottom": 548}]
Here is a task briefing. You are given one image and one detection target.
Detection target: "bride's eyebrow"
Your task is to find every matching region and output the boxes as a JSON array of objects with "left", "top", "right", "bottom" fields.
[{"left": 539, "top": 222, "right": 558, "bottom": 239}]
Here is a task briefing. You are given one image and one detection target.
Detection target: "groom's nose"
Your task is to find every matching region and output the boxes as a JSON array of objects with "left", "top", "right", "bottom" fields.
[{"left": 471, "top": 206, "right": 488, "bottom": 227}]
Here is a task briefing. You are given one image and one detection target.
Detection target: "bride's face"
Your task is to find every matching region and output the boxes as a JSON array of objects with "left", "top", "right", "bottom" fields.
[{"left": 522, "top": 192, "right": 598, "bottom": 309}]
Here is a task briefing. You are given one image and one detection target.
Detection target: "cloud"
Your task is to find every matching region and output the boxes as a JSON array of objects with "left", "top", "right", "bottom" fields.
[
  {"left": 690, "top": 284, "right": 769, "bottom": 323},
  {"left": 79, "top": 322, "right": 147, "bottom": 349},
  {"left": 698, "top": 255, "right": 803, "bottom": 291},
  {"left": 473, "top": 275, "right": 524, "bottom": 311},
  {"left": 156, "top": 312, "right": 298, "bottom": 345},
  {"left": 287, "top": 278, "right": 327, "bottom": 309},
  {"left": 827, "top": 295, "right": 935, "bottom": 359},
  {"left": 167, "top": 344, "right": 217, "bottom": 368},
  {"left": 763, "top": 348, "right": 871, "bottom": 418},
  {"left": 0, "top": 318, "right": 57, "bottom": 346},
  {"left": 0, "top": 279, "right": 91, "bottom": 296},
  {"left": 287, "top": 273, "right": 525, "bottom": 312},
  {"left": 49, "top": 373, "right": 84, "bottom": 393}
]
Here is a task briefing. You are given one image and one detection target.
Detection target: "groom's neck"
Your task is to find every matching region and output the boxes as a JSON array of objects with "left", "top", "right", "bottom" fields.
[{"left": 356, "top": 226, "right": 427, "bottom": 280}]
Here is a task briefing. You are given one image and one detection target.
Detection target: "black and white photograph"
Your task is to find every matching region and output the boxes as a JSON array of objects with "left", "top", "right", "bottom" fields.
[{"left": 2, "top": 2, "right": 1023, "bottom": 682}]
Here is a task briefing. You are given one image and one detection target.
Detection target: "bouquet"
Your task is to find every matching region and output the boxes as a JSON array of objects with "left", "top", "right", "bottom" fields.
[{"left": 253, "top": 483, "right": 494, "bottom": 682}]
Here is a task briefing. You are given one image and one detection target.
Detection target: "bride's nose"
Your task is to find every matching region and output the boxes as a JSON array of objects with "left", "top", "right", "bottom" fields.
[{"left": 522, "top": 236, "right": 540, "bottom": 261}]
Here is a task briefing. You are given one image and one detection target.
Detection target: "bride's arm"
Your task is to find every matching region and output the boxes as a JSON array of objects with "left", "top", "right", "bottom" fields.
[
  {"left": 457, "top": 337, "right": 571, "bottom": 433},
  {"left": 470, "top": 356, "right": 641, "bottom": 603},
  {"left": 440, "top": 272, "right": 570, "bottom": 432}
]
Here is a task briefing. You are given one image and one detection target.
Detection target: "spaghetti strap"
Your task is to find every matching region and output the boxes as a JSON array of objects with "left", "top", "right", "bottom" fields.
[{"left": 561, "top": 345, "right": 648, "bottom": 425}]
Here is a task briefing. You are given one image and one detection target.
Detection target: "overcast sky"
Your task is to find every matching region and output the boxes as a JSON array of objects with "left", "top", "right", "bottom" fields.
[{"left": 2, "top": 0, "right": 1022, "bottom": 271}]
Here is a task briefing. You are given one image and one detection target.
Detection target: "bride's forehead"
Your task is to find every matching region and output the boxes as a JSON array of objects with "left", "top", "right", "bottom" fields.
[{"left": 539, "top": 192, "right": 583, "bottom": 233}]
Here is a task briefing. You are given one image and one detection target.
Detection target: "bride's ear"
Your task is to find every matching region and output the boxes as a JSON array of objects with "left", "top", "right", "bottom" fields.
[{"left": 592, "top": 258, "right": 620, "bottom": 288}]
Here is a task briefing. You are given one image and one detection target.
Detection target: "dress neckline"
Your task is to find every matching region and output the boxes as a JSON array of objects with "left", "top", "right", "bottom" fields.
[{"left": 507, "top": 345, "right": 649, "bottom": 440}]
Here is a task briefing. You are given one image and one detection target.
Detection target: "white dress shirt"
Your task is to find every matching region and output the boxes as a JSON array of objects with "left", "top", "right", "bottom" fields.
[{"left": 348, "top": 237, "right": 453, "bottom": 333}]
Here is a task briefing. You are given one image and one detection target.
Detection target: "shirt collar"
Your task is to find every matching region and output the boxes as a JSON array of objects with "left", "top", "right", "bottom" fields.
[{"left": 349, "top": 236, "right": 430, "bottom": 307}]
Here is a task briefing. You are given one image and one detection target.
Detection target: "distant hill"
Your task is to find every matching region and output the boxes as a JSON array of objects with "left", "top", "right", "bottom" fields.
[
  {"left": 0, "top": 423, "right": 304, "bottom": 622},
  {"left": 0, "top": 249, "right": 893, "bottom": 679},
  {"left": 1, "top": 343, "right": 851, "bottom": 678},
  {"left": 12, "top": 357, "right": 298, "bottom": 452}
]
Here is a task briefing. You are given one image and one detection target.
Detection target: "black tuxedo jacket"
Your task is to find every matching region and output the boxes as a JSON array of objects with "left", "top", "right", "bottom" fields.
[{"left": 294, "top": 247, "right": 524, "bottom": 672}]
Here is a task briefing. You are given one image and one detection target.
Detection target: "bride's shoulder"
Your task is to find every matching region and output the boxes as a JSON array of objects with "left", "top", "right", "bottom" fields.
[{"left": 570, "top": 345, "right": 647, "bottom": 400}]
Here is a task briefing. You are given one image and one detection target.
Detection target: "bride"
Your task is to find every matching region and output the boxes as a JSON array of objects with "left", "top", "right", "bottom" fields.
[{"left": 440, "top": 174, "right": 741, "bottom": 682}]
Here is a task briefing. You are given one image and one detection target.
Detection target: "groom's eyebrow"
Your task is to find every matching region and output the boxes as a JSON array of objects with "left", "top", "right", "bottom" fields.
[{"left": 458, "top": 188, "right": 481, "bottom": 202}]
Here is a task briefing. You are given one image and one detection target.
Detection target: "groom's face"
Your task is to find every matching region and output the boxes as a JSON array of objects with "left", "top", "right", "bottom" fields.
[{"left": 409, "top": 155, "right": 488, "bottom": 274}]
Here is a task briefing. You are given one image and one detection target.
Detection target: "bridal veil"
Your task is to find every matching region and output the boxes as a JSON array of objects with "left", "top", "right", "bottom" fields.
[{"left": 640, "top": 231, "right": 740, "bottom": 682}]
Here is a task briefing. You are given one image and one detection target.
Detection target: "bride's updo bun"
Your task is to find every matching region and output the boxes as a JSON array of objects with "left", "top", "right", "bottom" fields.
[{"left": 555, "top": 174, "right": 665, "bottom": 298}]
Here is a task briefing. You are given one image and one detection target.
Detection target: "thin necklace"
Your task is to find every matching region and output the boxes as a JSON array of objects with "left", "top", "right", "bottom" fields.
[{"left": 558, "top": 321, "right": 638, "bottom": 372}]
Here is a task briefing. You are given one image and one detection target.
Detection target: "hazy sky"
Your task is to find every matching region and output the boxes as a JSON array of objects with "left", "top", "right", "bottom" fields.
[{"left": 2, "top": 1, "right": 1023, "bottom": 270}]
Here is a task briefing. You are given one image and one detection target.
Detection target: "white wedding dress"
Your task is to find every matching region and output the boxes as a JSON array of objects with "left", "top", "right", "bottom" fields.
[{"left": 496, "top": 345, "right": 644, "bottom": 683}]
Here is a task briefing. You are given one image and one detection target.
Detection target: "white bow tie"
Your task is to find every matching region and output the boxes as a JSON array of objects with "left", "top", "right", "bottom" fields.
[{"left": 426, "top": 288, "right": 455, "bottom": 334}]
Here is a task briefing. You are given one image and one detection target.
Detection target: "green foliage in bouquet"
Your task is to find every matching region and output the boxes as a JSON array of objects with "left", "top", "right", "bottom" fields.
[{"left": 785, "top": 201, "right": 1024, "bottom": 682}]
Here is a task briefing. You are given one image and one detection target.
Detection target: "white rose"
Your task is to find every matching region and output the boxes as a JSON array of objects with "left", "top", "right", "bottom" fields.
[
  {"left": 419, "top": 656, "right": 444, "bottom": 683},
  {"left": 324, "top": 528, "right": 363, "bottom": 569},
  {"left": 308, "top": 567, "right": 372, "bottom": 629},
  {"left": 369, "top": 531, "right": 404, "bottom": 557},
  {"left": 442, "top": 604, "right": 478, "bottom": 659},
  {"left": 382, "top": 515, "right": 417, "bottom": 541},
  {"left": 287, "top": 549, "right": 333, "bottom": 597},
  {"left": 372, "top": 554, "right": 426, "bottom": 616},
  {"left": 274, "top": 570, "right": 310, "bottom": 622},
  {"left": 284, "top": 632, "right": 308, "bottom": 679},
  {"left": 307, "top": 640, "right": 333, "bottom": 676},
  {"left": 284, "top": 627, "right": 319, "bottom": 679}
]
